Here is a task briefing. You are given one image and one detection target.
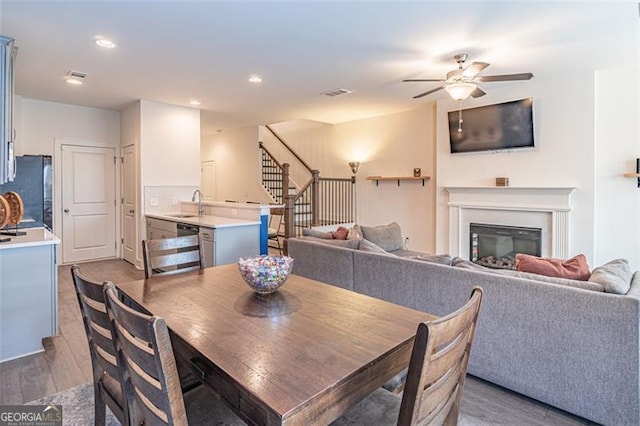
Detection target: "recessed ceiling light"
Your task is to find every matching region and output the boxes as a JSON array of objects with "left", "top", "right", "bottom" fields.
[
  {"left": 189, "top": 99, "right": 201, "bottom": 106},
  {"left": 248, "top": 75, "right": 262, "bottom": 83},
  {"left": 95, "top": 37, "right": 116, "bottom": 49},
  {"left": 65, "top": 78, "right": 83, "bottom": 86}
]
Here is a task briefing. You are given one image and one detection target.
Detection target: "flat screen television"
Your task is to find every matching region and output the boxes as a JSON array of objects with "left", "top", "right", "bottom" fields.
[{"left": 448, "top": 98, "right": 534, "bottom": 154}]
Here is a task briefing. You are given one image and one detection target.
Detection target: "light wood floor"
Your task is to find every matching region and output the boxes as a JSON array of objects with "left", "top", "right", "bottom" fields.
[{"left": 0, "top": 259, "right": 595, "bottom": 425}]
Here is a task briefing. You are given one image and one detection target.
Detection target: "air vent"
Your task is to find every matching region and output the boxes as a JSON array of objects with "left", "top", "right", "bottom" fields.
[
  {"left": 321, "top": 88, "right": 352, "bottom": 97},
  {"left": 65, "top": 70, "right": 87, "bottom": 79}
]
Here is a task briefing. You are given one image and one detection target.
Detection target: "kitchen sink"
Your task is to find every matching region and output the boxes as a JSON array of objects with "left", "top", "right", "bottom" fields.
[{"left": 165, "top": 213, "right": 198, "bottom": 218}]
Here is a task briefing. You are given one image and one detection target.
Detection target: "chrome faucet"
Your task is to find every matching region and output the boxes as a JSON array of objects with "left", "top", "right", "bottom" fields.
[{"left": 192, "top": 189, "right": 204, "bottom": 216}]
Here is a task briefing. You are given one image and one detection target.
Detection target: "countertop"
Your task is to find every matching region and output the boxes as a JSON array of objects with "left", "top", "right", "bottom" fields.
[
  {"left": 0, "top": 227, "right": 60, "bottom": 249},
  {"left": 145, "top": 212, "right": 260, "bottom": 228}
]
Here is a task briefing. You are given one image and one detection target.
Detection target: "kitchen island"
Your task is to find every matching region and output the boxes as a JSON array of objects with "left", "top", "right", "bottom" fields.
[
  {"left": 0, "top": 227, "right": 60, "bottom": 362},
  {"left": 145, "top": 213, "right": 260, "bottom": 267}
]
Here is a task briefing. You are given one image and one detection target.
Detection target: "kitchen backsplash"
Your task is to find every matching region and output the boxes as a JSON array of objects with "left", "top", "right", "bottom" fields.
[{"left": 144, "top": 185, "right": 198, "bottom": 214}]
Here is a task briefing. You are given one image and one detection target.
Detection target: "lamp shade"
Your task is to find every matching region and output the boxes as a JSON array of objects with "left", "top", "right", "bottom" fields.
[
  {"left": 445, "top": 82, "right": 476, "bottom": 101},
  {"left": 348, "top": 161, "right": 360, "bottom": 174}
]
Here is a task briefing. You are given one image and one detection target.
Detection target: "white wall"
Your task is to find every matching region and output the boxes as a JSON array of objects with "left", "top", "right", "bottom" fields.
[
  {"left": 435, "top": 72, "right": 597, "bottom": 263},
  {"left": 594, "top": 67, "right": 640, "bottom": 270},
  {"left": 140, "top": 100, "right": 200, "bottom": 186},
  {"left": 266, "top": 107, "right": 437, "bottom": 253},
  {"left": 18, "top": 98, "right": 120, "bottom": 154},
  {"left": 332, "top": 107, "right": 436, "bottom": 253},
  {"left": 201, "top": 125, "right": 271, "bottom": 203}
]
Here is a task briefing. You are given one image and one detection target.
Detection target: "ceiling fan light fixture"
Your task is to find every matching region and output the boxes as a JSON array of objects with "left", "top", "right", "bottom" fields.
[{"left": 445, "top": 82, "right": 477, "bottom": 101}]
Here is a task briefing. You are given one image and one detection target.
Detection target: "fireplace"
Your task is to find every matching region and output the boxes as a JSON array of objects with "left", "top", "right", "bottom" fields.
[
  {"left": 470, "top": 223, "right": 541, "bottom": 269},
  {"left": 445, "top": 186, "right": 575, "bottom": 260}
]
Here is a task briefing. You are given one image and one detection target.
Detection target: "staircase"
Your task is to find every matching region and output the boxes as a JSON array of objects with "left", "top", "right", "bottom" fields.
[
  {"left": 259, "top": 142, "right": 312, "bottom": 227},
  {"left": 258, "top": 125, "right": 355, "bottom": 250}
]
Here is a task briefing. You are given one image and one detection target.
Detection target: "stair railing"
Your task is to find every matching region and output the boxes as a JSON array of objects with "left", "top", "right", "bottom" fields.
[{"left": 259, "top": 127, "right": 355, "bottom": 254}]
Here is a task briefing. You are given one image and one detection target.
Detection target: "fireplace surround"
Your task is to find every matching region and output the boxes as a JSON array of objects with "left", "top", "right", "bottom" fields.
[{"left": 445, "top": 186, "right": 576, "bottom": 260}]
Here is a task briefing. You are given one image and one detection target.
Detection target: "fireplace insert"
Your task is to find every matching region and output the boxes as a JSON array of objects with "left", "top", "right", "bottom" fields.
[{"left": 470, "top": 223, "right": 541, "bottom": 270}]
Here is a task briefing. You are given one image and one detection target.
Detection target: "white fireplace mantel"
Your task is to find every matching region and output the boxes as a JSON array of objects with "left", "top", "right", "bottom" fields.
[{"left": 444, "top": 186, "right": 576, "bottom": 259}]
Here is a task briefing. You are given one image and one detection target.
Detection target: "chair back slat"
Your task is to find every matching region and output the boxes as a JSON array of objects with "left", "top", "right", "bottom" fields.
[
  {"left": 70, "top": 265, "right": 127, "bottom": 424},
  {"left": 417, "top": 357, "right": 466, "bottom": 421},
  {"left": 422, "top": 326, "right": 473, "bottom": 385},
  {"left": 398, "top": 286, "right": 483, "bottom": 426},
  {"left": 150, "top": 251, "right": 201, "bottom": 270},
  {"left": 143, "top": 235, "right": 203, "bottom": 279},
  {"left": 104, "top": 282, "right": 188, "bottom": 426},
  {"left": 115, "top": 321, "right": 160, "bottom": 381},
  {"left": 82, "top": 295, "right": 113, "bottom": 333}
]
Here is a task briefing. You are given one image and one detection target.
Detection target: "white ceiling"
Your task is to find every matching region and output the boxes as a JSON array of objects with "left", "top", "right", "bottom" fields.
[{"left": 1, "top": 1, "right": 637, "bottom": 136}]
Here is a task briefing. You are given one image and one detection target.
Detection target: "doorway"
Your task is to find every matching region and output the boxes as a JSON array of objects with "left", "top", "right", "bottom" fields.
[
  {"left": 121, "top": 144, "right": 137, "bottom": 265},
  {"left": 201, "top": 160, "right": 217, "bottom": 201},
  {"left": 59, "top": 144, "right": 117, "bottom": 263}
]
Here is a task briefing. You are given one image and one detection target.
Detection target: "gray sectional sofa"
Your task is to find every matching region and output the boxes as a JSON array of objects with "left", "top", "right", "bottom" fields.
[{"left": 288, "top": 236, "right": 640, "bottom": 425}]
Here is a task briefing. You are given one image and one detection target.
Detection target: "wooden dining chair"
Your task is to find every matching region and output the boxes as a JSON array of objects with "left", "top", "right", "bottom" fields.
[
  {"left": 333, "top": 286, "right": 484, "bottom": 426},
  {"left": 70, "top": 265, "right": 127, "bottom": 426},
  {"left": 103, "top": 282, "right": 244, "bottom": 425},
  {"left": 142, "top": 235, "right": 203, "bottom": 279}
]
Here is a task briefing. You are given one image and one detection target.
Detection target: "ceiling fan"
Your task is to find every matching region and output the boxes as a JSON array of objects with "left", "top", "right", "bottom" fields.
[{"left": 403, "top": 53, "right": 533, "bottom": 100}]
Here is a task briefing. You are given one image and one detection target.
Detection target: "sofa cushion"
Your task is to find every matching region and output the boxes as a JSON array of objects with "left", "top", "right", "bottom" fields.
[
  {"left": 298, "top": 236, "right": 360, "bottom": 249},
  {"left": 455, "top": 260, "right": 604, "bottom": 292},
  {"left": 360, "top": 222, "right": 403, "bottom": 252},
  {"left": 358, "top": 238, "right": 396, "bottom": 256},
  {"left": 302, "top": 228, "right": 334, "bottom": 239},
  {"left": 515, "top": 253, "right": 590, "bottom": 281},
  {"left": 588, "top": 259, "right": 632, "bottom": 294},
  {"left": 404, "top": 254, "right": 453, "bottom": 266}
]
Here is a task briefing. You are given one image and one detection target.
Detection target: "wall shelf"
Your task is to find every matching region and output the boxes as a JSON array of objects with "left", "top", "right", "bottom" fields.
[{"left": 366, "top": 176, "right": 431, "bottom": 187}]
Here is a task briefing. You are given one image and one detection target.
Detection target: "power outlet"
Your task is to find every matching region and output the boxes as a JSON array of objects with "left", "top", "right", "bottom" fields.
[
  {"left": 149, "top": 197, "right": 159, "bottom": 207},
  {"left": 172, "top": 197, "right": 179, "bottom": 205}
]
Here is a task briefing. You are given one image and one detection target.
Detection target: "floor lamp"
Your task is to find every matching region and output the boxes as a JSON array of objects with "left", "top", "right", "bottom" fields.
[{"left": 349, "top": 162, "right": 360, "bottom": 224}]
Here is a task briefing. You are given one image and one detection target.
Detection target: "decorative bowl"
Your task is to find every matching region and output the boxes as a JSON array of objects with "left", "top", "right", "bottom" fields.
[{"left": 237, "top": 255, "right": 294, "bottom": 294}]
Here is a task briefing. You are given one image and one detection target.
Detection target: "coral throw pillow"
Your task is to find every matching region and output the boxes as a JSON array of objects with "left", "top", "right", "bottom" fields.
[
  {"left": 331, "top": 226, "right": 349, "bottom": 240},
  {"left": 516, "top": 253, "right": 590, "bottom": 281}
]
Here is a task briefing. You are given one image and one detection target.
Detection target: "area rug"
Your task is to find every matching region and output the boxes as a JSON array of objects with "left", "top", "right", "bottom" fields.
[
  {"left": 27, "top": 383, "right": 120, "bottom": 426},
  {"left": 27, "top": 382, "right": 245, "bottom": 425}
]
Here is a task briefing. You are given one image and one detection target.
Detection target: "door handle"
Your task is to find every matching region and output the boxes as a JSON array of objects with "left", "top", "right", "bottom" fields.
[
  {"left": 64, "top": 208, "right": 70, "bottom": 213},
  {"left": 129, "top": 209, "right": 135, "bottom": 214}
]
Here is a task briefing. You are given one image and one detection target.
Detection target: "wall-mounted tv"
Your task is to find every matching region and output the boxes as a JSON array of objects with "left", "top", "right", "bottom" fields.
[{"left": 448, "top": 98, "right": 534, "bottom": 154}]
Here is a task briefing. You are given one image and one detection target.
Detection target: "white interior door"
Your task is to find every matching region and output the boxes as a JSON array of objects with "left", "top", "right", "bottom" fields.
[
  {"left": 61, "top": 144, "right": 116, "bottom": 263},
  {"left": 122, "top": 144, "right": 137, "bottom": 265},
  {"left": 201, "top": 160, "right": 217, "bottom": 201}
]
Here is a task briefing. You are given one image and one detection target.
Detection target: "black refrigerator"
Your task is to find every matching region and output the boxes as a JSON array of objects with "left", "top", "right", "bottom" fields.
[{"left": 0, "top": 155, "right": 52, "bottom": 229}]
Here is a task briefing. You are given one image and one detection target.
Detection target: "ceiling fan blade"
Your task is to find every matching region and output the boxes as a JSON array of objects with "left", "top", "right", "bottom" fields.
[
  {"left": 462, "top": 62, "right": 489, "bottom": 78},
  {"left": 470, "top": 87, "right": 486, "bottom": 98},
  {"left": 402, "top": 78, "right": 445, "bottom": 82},
  {"left": 478, "top": 73, "right": 534, "bottom": 82},
  {"left": 413, "top": 85, "right": 445, "bottom": 99}
]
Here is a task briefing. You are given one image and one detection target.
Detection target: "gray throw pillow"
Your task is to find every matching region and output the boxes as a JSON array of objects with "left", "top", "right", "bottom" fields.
[
  {"left": 298, "top": 236, "right": 360, "bottom": 249},
  {"left": 302, "top": 228, "right": 333, "bottom": 239},
  {"left": 588, "top": 259, "right": 632, "bottom": 294},
  {"left": 359, "top": 238, "right": 396, "bottom": 256},
  {"left": 360, "top": 222, "right": 403, "bottom": 252}
]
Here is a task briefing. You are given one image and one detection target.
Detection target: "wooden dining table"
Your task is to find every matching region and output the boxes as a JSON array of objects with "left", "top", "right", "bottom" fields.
[{"left": 116, "top": 264, "right": 436, "bottom": 425}]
